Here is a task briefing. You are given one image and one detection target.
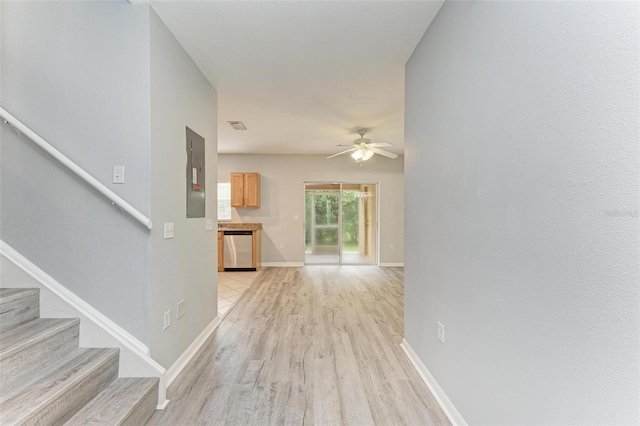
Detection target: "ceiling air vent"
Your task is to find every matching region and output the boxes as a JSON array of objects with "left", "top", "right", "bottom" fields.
[{"left": 228, "top": 121, "right": 247, "bottom": 131}]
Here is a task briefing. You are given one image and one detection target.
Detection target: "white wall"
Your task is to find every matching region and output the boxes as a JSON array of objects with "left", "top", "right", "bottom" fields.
[
  {"left": 149, "top": 9, "right": 218, "bottom": 368},
  {"left": 404, "top": 1, "right": 639, "bottom": 425},
  {"left": 1, "top": 1, "right": 152, "bottom": 343},
  {"left": 218, "top": 154, "right": 404, "bottom": 265}
]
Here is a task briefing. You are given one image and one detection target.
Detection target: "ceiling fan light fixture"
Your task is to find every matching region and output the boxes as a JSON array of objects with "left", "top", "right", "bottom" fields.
[{"left": 328, "top": 128, "right": 396, "bottom": 162}]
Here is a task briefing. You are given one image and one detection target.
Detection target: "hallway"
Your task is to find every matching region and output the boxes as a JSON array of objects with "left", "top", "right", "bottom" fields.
[{"left": 148, "top": 266, "right": 449, "bottom": 425}]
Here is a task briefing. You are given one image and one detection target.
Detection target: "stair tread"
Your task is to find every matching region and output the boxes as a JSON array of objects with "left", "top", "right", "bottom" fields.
[
  {"left": 0, "top": 317, "right": 79, "bottom": 359},
  {"left": 0, "top": 347, "right": 119, "bottom": 424},
  {"left": 66, "top": 377, "right": 159, "bottom": 425},
  {"left": 0, "top": 288, "right": 39, "bottom": 304}
]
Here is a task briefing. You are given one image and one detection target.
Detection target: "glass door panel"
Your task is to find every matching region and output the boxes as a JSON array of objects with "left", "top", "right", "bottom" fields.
[
  {"left": 305, "top": 184, "right": 340, "bottom": 264},
  {"left": 341, "top": 184, "right": 376, "bottom": 265}
]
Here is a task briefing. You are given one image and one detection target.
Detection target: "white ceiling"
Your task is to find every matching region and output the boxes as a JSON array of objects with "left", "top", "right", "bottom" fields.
[{"left": 149, "top": 1, "right": 444, "bottom": 155}]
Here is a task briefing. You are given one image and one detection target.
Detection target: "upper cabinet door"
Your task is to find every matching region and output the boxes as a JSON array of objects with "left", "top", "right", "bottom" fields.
[
  {"left": 244, "top": 173, "right": 260, "bottom": 207},
  {"left": 230, "top": 172, "right": 260, "bottom": 208},
  {"left": 230, "top": 173, "right": 245, "bottom": 207}
]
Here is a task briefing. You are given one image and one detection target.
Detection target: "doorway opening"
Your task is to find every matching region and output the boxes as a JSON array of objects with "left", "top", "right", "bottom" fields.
[{"left": 304, "top": 182, "right": 377, "bottom": 265}]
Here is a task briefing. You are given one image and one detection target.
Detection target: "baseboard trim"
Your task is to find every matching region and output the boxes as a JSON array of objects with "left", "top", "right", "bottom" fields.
[
  {"left": 156, "top": 399, "right": 170, "bottom": 410},
  {"left": 261, "top": 262, "right": 304, "bottom": 267},
  {"left": 0, "top": 241, "right": 168, "bottom": 407},
  {"left": 166, "top": 313, "right": 223, "bottom": 387},
  {"left": 261, "top": 262, "right": 403, "bottom": 267},
  {"left": 400, "top": 338, "right": 467, "bottom": 426}
]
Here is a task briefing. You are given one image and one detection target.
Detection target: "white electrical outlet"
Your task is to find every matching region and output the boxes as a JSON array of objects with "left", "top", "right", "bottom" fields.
[
  {"left": 205, "top": 219, "right": 214, "bottom": 231},
  {"left": 177, "top": 299, "right": 186, "bottom": 319},
  {"left": 293, "top": 215, "right": 300, "bottom": 221},
  {"left": 437, "top": 322, "right": 445, "bottom": 344},
  {"left": 244, "top": 216, "right": 250, "bottom": 222},
  {"left": 390, "top": 243, "right": 395, "bottom": 250},
  {"left": 112, "top": 166, "right": 125, "bottom": 184},
  {"left": 279, "top": 243, "right": 284, "bottom": 250},
  {"left": 164, "top": 223, "right": 174, "bottom": 239},
  {"left": 163, "top": 310, "right": 171, "bottom": 330}
]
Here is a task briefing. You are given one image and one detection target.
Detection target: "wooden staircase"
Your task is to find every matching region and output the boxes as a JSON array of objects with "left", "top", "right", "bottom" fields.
[{"left": 0, "top": 288, "right": 158, "bottom": 425}]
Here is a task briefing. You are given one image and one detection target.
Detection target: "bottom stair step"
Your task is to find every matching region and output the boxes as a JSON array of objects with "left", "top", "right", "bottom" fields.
[
  {"left": 0, "top": 347, "right": 119, "bottom": 426},
  {"left": 65, "top": 377, "right": 159, "bottom": 426}
]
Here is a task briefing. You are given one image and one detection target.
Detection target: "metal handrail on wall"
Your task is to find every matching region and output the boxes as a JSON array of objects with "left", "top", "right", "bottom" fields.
[{"left": 0, "top": 107, "right": 153, "bottom": 230}]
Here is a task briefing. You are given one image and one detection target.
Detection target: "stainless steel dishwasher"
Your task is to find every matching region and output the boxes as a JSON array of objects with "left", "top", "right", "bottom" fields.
[{"left": 223, "top": 230, "right": 254, "bottom": 271}]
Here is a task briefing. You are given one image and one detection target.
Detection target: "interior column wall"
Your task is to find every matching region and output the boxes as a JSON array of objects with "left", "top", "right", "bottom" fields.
[
  {"left": 404, "top": 1, "right": 639, "bottom": 424},
  {"left": 149, "top": 8, "right": 218, "bottom": 368}
]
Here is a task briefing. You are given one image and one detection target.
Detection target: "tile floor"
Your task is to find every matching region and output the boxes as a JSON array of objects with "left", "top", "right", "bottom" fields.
[{"left": 217, "top": 270, "right": 262, "bottom": 316}]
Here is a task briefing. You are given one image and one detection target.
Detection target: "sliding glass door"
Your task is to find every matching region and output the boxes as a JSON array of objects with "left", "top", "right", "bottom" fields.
[{"left": 304, "top": 182, "right": 377, "bottom": 265}]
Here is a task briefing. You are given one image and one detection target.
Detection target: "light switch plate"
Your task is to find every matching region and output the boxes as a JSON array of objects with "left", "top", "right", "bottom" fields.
[
  {"left": 164, "top": 223, "right": 174, "bottom": 239},
  {"left": 112, "top": 165, "right": 125, "bottom": 184},
  {"left": 177, "top": 299, "right": 186, "bottom": 319},
  {"left": 293, "top": 215, "right": 300, "bottom": 221},
  {"left": 163, "top": 310, "right": 171, "bottom": 330},
  {"left": 205, "top": 219, "right": 214, "bottom": 231}
]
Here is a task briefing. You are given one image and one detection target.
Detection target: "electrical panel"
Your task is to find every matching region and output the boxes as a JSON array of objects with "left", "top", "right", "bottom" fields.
[{"left": 186, "top": 127, "right": 205, "bottom": 218}]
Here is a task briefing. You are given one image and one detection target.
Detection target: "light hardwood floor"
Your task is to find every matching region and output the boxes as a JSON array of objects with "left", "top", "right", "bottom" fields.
[{"left": 148, "top": 267, "right": 450, "bottom": 426}]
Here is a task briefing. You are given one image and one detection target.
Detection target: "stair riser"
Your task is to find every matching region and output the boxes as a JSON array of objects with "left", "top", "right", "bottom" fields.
[
  {"left": 120, "top": 380, "right": 159, "bottom": 426},
  {"left": 20, "top": 352, "right": 119, "bottom": 426},
  {"left": 0, "top": 294, "right": 39, "bottom": 332},
  {"left": 0, "top": 324, "right": 80, "bottom": 403}
]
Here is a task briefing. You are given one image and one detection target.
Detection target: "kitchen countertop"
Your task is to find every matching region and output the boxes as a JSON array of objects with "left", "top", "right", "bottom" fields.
[{"left": 218, "top": 223, "right": 262, "bottom": 231}]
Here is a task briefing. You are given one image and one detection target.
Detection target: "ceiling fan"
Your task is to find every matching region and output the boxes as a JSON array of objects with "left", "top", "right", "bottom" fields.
[{"left": 327, "top": 129, "right": 398, "bottom": 162}]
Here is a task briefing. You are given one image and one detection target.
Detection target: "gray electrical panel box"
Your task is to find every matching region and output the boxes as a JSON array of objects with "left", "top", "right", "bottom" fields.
[{"left": 186, "top": 127, "right": 205, "bottom": 218}]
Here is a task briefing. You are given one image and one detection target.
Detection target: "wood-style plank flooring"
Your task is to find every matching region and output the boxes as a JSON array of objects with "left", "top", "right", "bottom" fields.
[{"left": 148, "top": 267, "right": 450, "bottom": 426}]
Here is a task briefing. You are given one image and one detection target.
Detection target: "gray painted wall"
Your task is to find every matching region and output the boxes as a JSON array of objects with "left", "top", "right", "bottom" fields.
[
  {"left": 1, "top": 3, "right": 220, "bottom": 369},
  {"left": 149, "top": 9, "right": 218, "bottom": 368},
  {"left": 404, "top": 1, "right": 639, "bottom": 425},
  {"left": 1, "top": 1, "right": 152, "bottom": 343},
  {"left": 218, "top": 154, "right": 404, "bottom": 264}
]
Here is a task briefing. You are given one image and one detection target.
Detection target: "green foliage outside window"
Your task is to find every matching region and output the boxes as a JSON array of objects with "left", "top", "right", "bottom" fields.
[{"left": 305, "top": 190, "right": 360, "bottom": 251}]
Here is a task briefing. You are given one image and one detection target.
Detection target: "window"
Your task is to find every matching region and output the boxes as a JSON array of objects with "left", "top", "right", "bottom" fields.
[{"left": 218, "top": 182, "right": 231, "bottom": 221}]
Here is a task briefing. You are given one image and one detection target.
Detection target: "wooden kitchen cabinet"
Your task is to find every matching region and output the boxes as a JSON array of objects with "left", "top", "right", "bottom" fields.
[
  {"left": 218, "top": 231, "right": 224, "bottom": 272},
  {"left": 230, "top": 172, "right": 260, "bottom": 208},
  {"left": 230, "top": 173, "right": 245, "bottom": 207},
  {"left": 244, "top": 173, "right": 260, "bottom": 207},
  {"left": 252, "top": 230, "right": 262, "bottom": 269}
]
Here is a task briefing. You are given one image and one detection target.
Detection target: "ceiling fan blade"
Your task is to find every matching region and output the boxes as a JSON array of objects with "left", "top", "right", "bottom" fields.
[
  {"left": 336, "top": 144, "right": 355, "bottom": 147},
  {"left": 367, "top": 142, "right": 392, "bottom": 148},
  {"left": 327, "top": 147, "right": 357, "bottom": 159},
  {"left": 370, "top": 147, "right": 398, "bottom": 159}
]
